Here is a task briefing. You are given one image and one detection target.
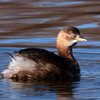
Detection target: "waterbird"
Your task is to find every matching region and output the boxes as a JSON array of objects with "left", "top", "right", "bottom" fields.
[{"left": 2, "top": 26, "right": 87, "bottom": 81}]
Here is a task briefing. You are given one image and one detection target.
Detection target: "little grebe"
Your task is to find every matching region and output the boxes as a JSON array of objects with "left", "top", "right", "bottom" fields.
[{"left": 2, "top": 26, "right": 87, "bottom": 81}]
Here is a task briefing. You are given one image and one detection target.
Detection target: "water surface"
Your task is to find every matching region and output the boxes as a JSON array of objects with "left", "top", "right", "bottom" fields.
[{"left": 0, "top": 0, "right": 100, "bottom": 99}]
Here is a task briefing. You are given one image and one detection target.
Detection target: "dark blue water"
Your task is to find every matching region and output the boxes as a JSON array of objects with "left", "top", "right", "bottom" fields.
[{"left": 0, "top": 0, "right": 100, "bottom": 99}]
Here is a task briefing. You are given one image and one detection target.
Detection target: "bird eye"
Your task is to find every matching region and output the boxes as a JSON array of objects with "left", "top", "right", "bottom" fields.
[
  {"left": 71, "top": 34, "right": 76, "bottom": 38},
  {"left": 73, "top": 35, "right": 76, "bottom": 38}
]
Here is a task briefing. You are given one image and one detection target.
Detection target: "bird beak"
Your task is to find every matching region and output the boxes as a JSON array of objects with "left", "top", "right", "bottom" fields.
[{"left": 76, "top": 36, "right": 87, "bottom": 41}]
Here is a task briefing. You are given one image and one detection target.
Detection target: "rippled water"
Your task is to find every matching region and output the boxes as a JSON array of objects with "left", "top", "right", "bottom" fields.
[{"left": 0, "top": 0, "right": 100, "bottom": 99}]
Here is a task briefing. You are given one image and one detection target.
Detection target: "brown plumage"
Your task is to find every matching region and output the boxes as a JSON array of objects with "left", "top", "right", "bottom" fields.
[{"left": 2, "top": 26, "right": 87, "bottom": 81}]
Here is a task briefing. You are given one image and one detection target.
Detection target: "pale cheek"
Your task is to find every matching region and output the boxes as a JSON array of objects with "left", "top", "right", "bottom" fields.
[{"left": 65, "top": 40, "right": 77, "bottom": 47}]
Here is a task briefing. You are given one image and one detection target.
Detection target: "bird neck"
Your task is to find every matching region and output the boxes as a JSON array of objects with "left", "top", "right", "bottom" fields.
[
  {"left": 57, "top": 45, "right": 74, "bottom": 60},
  {"left": 56, "top": 31, "right": 77, "bottom": 62}
]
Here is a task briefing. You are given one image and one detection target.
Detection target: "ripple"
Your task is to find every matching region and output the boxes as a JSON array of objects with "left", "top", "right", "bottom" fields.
[
  {"left": 0, "top": 0, "right": 12, "bottom": 2},
  {"left": 51, "top": 23, "right": 99, "bottom": 30},
  {"left": 78, "top": 41, "right": 100, "bottom": 46},
  {"left": 21, "top": 18, "right": 55, "bottom": 24},
  {"left": 0, "top": 20, "right": 15, "bottom": 24},
  {"left": 96, "top": 15, "right": 100, "bottom": 18},
  {"left": 0, "top": 37, "right": 56, "bottom": 44},
  {"left": 33, "top": 1, "right": 85, "bottom": 7},
  {"left": 76, "top": 23, "right": 99, "bottom": 29},
  {"left": 1, "top": 15, "right": 17, "bottom": 19}
]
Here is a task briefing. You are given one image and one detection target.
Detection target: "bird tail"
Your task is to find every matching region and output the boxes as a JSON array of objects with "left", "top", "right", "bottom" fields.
[{"left": 5, "top": 52, "right": 15, "bottom": 62}]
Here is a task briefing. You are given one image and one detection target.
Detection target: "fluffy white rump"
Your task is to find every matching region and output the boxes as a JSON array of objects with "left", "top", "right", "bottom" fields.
[{"left": 2, "top": 56, "right": 37, "bottom": 78}]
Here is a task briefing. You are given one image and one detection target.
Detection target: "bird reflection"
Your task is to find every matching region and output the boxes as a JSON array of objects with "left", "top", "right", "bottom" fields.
[{"left": 3, "top": 78, "right": 79, "bottom": 99}]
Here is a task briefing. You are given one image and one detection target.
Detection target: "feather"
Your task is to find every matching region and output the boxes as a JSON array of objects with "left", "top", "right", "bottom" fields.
[{"left": 5, "top": 52, "right": 16, "bottom": 62}]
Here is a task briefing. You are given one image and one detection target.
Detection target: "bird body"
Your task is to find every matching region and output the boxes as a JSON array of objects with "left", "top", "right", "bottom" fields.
[{"left": 2, "top": 26, "right": 87, "bottom": 81}]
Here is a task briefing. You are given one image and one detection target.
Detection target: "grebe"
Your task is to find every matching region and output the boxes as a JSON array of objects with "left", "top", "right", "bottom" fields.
[{"left": 2, "top": 26, "right": 87, "bottom": 81}]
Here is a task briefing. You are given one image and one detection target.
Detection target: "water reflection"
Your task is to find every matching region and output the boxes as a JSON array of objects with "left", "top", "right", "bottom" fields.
[{"left": 1, "top": 79, "right": 79, "bottom": 99}]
